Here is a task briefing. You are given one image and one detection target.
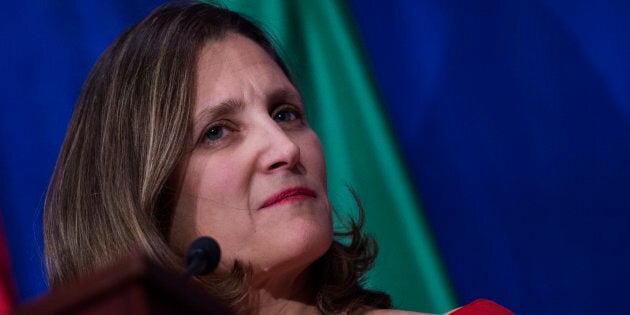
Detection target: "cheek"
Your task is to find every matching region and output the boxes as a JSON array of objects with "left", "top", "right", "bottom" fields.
[
  {"left": 169, "top": 153, "right": 253, "bottom": 252},
  {"left": 301, "top": 134, "right": 327, "bottom": 185},
  {"left": 180, "top": 153, "right": 247, "bottom": 204}
]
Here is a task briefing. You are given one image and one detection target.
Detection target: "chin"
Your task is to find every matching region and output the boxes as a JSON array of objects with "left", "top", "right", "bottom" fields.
[
  {"left": 281, "top": 205, "right": 333, "bottom": 258},
  {"left": 261, "top": 225, "right": 333, "bottom": 273},
  {"left": 291, "top": 224, "right": 333, "bottom": 255}
]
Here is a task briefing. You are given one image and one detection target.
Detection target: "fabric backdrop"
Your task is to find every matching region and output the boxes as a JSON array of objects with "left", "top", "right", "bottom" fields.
[{"left": 2, "top": 1, "right": 629, "bottom": 314}]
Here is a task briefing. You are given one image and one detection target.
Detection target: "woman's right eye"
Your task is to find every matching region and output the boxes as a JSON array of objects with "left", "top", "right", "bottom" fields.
[{"left": 203, "top": 124, "right": 230, "bottom": 142}]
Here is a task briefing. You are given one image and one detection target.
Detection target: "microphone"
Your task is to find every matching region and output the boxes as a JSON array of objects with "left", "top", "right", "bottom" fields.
[{"left": 185, "top": 236, "right": 221, "bottom": 277}]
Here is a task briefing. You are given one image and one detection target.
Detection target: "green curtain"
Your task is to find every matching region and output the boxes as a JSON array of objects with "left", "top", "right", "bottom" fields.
[{"left": 220, "top": 1, "right": 457, "bottom": 312}]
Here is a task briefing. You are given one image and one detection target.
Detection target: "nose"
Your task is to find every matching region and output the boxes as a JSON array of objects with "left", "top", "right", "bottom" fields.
[{"left": 255, "top": 121, "right": 301, "bottom": 173}]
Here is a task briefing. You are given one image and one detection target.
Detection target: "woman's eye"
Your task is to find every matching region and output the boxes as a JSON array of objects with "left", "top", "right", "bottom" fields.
[
  {"left": 204, "top": 125, "right": 227, "bottom": 141},
  {"left": 273, "top": 110, "right": 297, "bottom": 122}
]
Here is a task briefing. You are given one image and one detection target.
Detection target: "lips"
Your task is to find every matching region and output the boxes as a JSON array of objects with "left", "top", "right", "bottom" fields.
[{"left": 260, "top": 187, "right": 317, "bottom": 209}]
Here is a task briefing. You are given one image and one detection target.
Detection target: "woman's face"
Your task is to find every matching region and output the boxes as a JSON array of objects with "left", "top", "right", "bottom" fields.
[{"left": 169, "top": 34, "right": 333, "bottom": 278}]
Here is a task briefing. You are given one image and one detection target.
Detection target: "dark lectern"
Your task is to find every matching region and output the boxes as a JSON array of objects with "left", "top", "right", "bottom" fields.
[{"left": 13, "top": 255, "right": 232, "bottom": 314}]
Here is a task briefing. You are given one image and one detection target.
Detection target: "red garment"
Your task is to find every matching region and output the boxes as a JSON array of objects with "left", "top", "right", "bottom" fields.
[
  {"left": 450, "top": 299, "right": 514, "bottom": 315},
  {"left": 0, "top": 215, "right": 16, "bottom": 314}
]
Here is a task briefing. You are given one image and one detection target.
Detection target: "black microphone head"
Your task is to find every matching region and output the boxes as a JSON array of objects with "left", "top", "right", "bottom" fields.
[{"left": 185, "top": 236, "right": 221, "bottom": 276}]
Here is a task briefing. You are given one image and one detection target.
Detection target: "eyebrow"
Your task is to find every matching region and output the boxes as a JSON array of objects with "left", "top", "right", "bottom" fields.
[
  {"left": 192, "top": 87, "right": 303, "bottom": 132},
  {"left": 196, "top": 98, "right": 244, "bottom": 122},
  {"left": 267, "top": 88, "right": 303, "bottom": 104},
  {"left": 192, "top": 99, "right": 244, "bottom": 135}
]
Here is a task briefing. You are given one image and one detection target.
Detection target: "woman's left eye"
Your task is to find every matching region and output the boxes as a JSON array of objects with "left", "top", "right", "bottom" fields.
[{"left": 273, "top": 110, "right": 297, "bottom": 122}]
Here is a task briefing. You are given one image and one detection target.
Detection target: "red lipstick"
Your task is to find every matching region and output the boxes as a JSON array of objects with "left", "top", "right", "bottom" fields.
[{"left": 260, "top": 187, "right": 316, "bottom": 209}]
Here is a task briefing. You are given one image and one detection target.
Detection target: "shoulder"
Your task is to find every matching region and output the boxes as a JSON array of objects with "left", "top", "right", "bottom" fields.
[
  {"left": 445, "top": 299, "right": 514, "bottom": 315},
  {"left": 448, "top": 299, "right": 514, "bottom": 315},
  {"left": 362, "top": 299, "right": 514, "bottom": 315}
]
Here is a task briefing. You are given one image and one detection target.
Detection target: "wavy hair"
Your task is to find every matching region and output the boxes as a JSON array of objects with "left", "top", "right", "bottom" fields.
[{"left": 44, "top": 2, "right": 391, "bottom": 313}]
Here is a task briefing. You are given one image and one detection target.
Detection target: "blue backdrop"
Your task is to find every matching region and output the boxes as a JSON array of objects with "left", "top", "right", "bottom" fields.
[{"left": 2, "top": 1, "right": 629, "bottom": 314}]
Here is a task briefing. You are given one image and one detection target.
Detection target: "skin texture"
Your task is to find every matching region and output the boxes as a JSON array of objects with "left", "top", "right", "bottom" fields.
[{"left": 169, "top": 34, "right": 333, "bottom": 313}]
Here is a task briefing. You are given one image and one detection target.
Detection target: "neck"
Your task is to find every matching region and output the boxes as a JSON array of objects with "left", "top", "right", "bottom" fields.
[{"left": 244, "top": 265, "right": 319, "bottom": 315}]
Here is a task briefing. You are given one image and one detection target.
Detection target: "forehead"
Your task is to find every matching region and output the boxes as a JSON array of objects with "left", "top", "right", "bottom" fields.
[
  {"left": 194, "top": 34, "right": 293, "bottom": 112},
  {"left": 197, "top": 33, "right": 276, "bottom": 73}
]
